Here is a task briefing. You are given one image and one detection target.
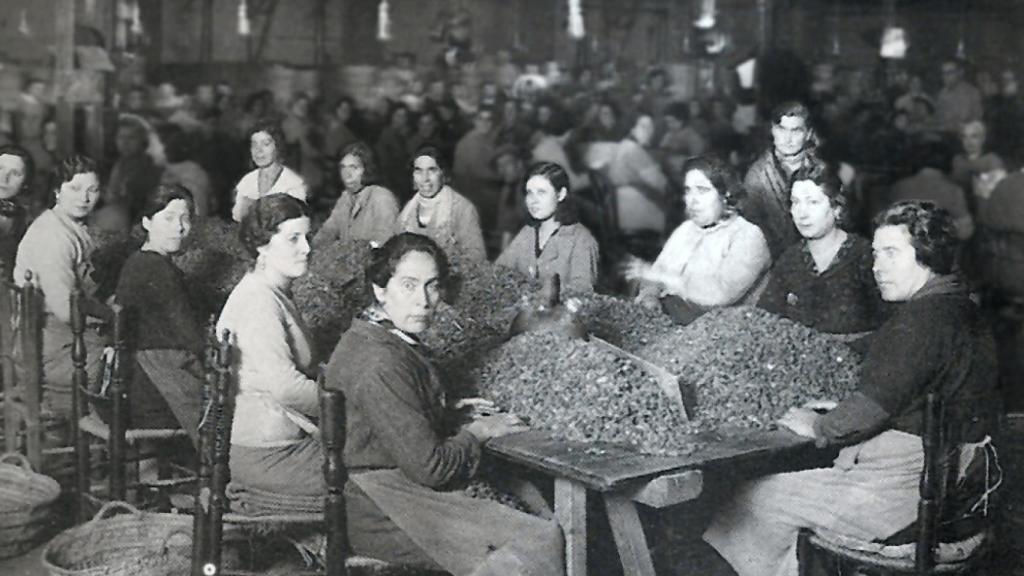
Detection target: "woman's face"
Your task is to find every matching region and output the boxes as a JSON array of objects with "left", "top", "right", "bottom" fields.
[
  {"left": 55, "top": 172, "right": 100, "bottom": 221},
  {"left": 391, "top": 107, "right": 409, "bottom": 129},
  {"left": 258, "top": 216, "right": 311, "bottom": 280},
  {"left": 524, "top": 174, "right": 566, "bottom": 222},
  {"left": 537, "top": 105, "right": 553, "bottom": 127},
  {"left": 790, "top": 180, "right": 839, "bottom": 240},
  {"left": 960, "top": 123, "right": 986, "bottom": 157},
  {"left": 335, "top": 101, "right": 352, "bottom": 122},
  {"left": 872, "top": 224, "right": 933, "bottom": 302},
  {"left": 0, "top": 154, "right": 27, "bottom": 199},
  {"left": 143, "top": 198, "right": 192, "bottom": 255},
  {"left": 373, "top": 250, "right": 442, "bottom": 334},
  {"left": 598, "top": 105, "right": 615, "bottom": 129},
  {"left": 413, "top": 155, "right": 444, "bottom": 198},
  {"left": 771, "top": 114, "right": 811, "bottom": 157},
  {"left": 250, "top": 131, "right": 278, "bottom": 168},
  {"left": 684, "top": 169, "right": 725, "bottom": 227},
  {"left": 339, "top": 153, "right": 365, "bottom": 191}
]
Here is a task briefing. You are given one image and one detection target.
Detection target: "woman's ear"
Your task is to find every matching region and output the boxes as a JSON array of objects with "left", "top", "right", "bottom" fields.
[
  {"left": 141, "top": 216, "right": 152, "bottom": 232},
  {"left": 557, "top": 187, "right": 568, "bottom": 203},
  {"left": 372, "top": 283, "right": 387, "bottom": 305}
]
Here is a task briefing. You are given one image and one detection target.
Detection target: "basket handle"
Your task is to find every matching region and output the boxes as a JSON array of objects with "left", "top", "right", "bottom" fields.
[
  {"left": 0, "top": 452, "right": 33, "bottom": 471},
  {"left": 88, "top": 500, "right": 142, "bottom": 525}
]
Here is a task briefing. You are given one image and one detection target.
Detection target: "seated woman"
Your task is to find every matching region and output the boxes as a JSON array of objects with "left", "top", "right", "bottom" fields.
[
  {"left": 625, "top": 155, "right": 771, "bottom": 325},
  {"left": 495, "top": 161, "right": 600, "bottom": 294},
  {"left": 703, "top": 201, "right": 1000, "bottom": 576},
  {"left": 114, "top": 184, "right": 204, "bottom": 445},
  {"left": 217, "top": 194, "right": 322, "bottom": 502},
  {"left": 15, "top": 155, "right": 108, "bottom": 416},
  {"left": 231, "top": 120, "right": 308, "bottom": 222},
  {"left": 758, "top": 162, "right": 887, "bottom": 335},
  {"left": 312, "top": 141, "right": 400, "bottom": 248},
  {"left": 325, "top": 233, "right": 564, "bottom": 575},
  {"left": 395, "top": 145, "right": 487, "bottom": 263},
  {"left": 0, "top": 144, "right": 33, "bottom": 268}
]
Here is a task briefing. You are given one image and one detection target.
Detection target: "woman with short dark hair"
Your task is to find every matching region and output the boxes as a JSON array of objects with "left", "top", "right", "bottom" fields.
[
  {"left": 0, "top": 144, "right": 34, "bottom": 267},
  {"left": 312, "top": 141, "right": 399, "bottom": 248},
  {"left": 15, "top": 155, "right": 107, "bottom": 415},
  {"left": 758, "top": 162, "right": 887, "bottom": 334},
  {"left": 396, "top": 145, "right": 486, "bottom": 263},
  {"left": 114, "top": 184, "right": 204, "bottom": 443},
  {"left": 495, "top": 161, "right": 599, "bottom": 293},
  {"left": 325, "top": 232, "right": 565, "bottom": 574},
  {"left": 626, "top": 155, "right": 770, "bottom": 325},
  {"left": 704, "top": 200, "right": 1000, "bottom": 576},
  {"left": 217, "top": 194, "right": 324, "bottom": 502},
  {"left": 231, "top": 120, "right": 308, "bottom": 222}
]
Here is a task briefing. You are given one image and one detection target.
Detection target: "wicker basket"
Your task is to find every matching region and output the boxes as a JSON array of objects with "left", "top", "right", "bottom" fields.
[
  {"left": 43, "top": 501, "right": 196, "bottom": 576},
  {"left": 0, "top": 452, "right": 61, "bottom": 559}
]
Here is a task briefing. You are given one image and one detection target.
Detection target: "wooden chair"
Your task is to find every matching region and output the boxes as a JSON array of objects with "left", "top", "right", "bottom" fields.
[
  {"left": 191, "top": 332, "right": 444, "bottom": 576},
  {"left": 0, "top": 267, "right": 45, "bottom": 470},
  {"left": 71, "top": 290, "right": 192, "bottom": 520},
  {"left": 797, "top": 393, "right": 1001, "bottom": 575}
]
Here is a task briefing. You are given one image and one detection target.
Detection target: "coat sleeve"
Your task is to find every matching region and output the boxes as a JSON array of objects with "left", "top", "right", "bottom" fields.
[
  {"left": 312, "top": 198, "right": 346, "bottom": 248},
  {"left": 352, "top": 358, "right": 481, "bottom": 488},
  {"left": 495, "top": 226, "right": 528, "bottom": 272},
  {"left": 17, "top": 228, "right": 78, "bottom": 324},
  {"left": 566, "top": 229, "right": 599, "bottom": 294},
  {"left": 367, "top": 188, "right": 401, "bottom": 245},
  {"left": 456, "top": 200, "right": 487, "bottom": 262}
]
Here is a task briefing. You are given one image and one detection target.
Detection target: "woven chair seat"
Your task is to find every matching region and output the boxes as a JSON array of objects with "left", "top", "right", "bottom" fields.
[
  {"left": 78, "top": 412, "right": 187, "bottom": 442},
  {"left": 807, "top": 529, "right": 987, "bottom": 572}
]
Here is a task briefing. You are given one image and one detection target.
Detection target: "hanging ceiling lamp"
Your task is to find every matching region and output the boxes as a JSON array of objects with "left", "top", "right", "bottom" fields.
[
  {"left": 377, "top": 0, "right": 392, "bottom": 42},
  {"left": 694, "top": 0, "right": 716, "bottom": 30},
  {"left": 568, "top": 0, "right": 585, "bottom": 39},
  {"left": 237, "top": 0, "right": 251, "bottom": 37}
]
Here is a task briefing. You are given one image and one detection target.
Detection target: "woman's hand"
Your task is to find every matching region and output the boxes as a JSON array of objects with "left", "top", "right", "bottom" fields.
[
  {"left": 620, "top": 256, "right": 652, "bottom": 283},
  {"left": 777, "top": 407, "right": 820, "bottom": 439},
  {"left": 802, "top": 399, "right": 838, "bottom": 414},
  {"left": 464, "top": 413, "right": 530, "bottom": 442},
  {"left": 635, "top": 293, "right": 661, "bottom": 310}
]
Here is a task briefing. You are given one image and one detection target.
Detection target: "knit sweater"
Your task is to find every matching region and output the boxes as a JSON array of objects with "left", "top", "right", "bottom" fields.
[
  {"left": 325, "top": 319, "right": 480, "bottom": 489},
  {"left": 640, "top": 214, "right": 770, "bottom": 308},
  {"left": 115, "top": 250, "right": 203, "bottom": 353},
  {"left": 313, "top": 184, "right": 400, "bottom": 247},
  {"left": 496, "top": 222, "right": 600, "bottom": 294},
  {"left": 217, "top": 272, "right": 318, "bottom": 447},
  {"left": 14, "top": 208, "right": 96, "bottom": 326},
  {"left": 396, "top": 186, "right": 486, "bottom": 263},
  {"left": 759, "top": 235, "right": 888, "bottom": 334}
]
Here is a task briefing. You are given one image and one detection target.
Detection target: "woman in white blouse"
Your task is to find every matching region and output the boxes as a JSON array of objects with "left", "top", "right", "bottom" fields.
[
  {"left": 624, "top": 155, "right": 771, "bottom": 325},
  {"left": 231, "top": 121, "right": 308, "bottom": 222},
  {"left": 218, "top": 194, "right": 322, "bottom": 502}
]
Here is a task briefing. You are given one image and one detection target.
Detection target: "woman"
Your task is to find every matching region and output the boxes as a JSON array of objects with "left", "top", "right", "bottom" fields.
[
  {"left": 375, "top": 103, "right": 413, "bottom": 202},
  {"left": 323, "top": 96, "right": 358, "bottom": 161},
  {"left": 626, "top": 156, "right": 770, "bottom": 325},
  {"left": 231, "top": 120, "right": 308, "bottom": 222},
  {"left": 14, "top": 155, "right": 108, "bottom": 415},
  {"left": 496, "top": 161, "right": 599, "bottom": 294},
  {"left": 324, "top": 232, "right": 564, "bottom": 574},
  {"left": 396, "top": 145, "right": 486, "bottom": 263},
  {"left": 704, "top": 201, "right": 1000, "bottom": 576},
  {"left": 605, "top": 114, "right": 669, "bottom": 235},
  {"left": 0, "top": 144, "right": 34, "bottom": 267},
  {"left": 951, "top": 120, "right": 1005, "bottom": 211},
  {"left": 312, "top": 142, "right": 400, "bottom": 248},
  {"left": 158, "top": 125, "right": 213, "bottom": 217},
  {"left": 114, "top": 184, "right": 204, "bottom": 444},
  {"left": 217, "top": 194, "right": 322, "bottom": 501},
  {"left": 759, "top": 163, "right": 887, "bottom": 335}
]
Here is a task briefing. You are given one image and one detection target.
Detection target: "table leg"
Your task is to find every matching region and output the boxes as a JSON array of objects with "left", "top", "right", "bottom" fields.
[
  {"left": 605, "top": 494, "right": 656, "bottom": 576},
  {"left": 555, "top": 478, "right": 587, "bottom": 576}
]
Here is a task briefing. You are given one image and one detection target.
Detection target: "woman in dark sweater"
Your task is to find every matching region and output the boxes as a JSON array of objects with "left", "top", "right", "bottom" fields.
[
  {"left": 114, "top": 184, "right": 204, "bottom": 444},
  {"left": 0, "top": 144, "right": 33, "bottom": 271},
  {"left": 759, "top": 162, "right": 887, "bottom": 334},
  {"left": 325, "top": 233, "right": 565, "bottom": 575},
  {"left": 704, "top": 201, "right": 1000, "bottom": 576}
]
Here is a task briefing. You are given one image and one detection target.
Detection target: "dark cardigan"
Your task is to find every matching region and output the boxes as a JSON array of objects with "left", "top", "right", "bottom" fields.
[
  {"left": 759, "top": 235, "right": 889, "bottom": 334},
  {"left": 115, "top": 250, "right": 203, "bottom": 353},
  {"left": 324, "top": 318, "right": 480, "bottom": 489}
]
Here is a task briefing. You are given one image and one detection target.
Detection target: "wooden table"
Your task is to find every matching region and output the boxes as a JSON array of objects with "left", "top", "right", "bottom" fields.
[{"left": 488, "top": 428, "right": 818, "bottom": 576}]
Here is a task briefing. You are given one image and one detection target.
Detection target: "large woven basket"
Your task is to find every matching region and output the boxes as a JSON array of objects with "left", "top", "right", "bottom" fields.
[
  {"left": 0, "top": 452, "right": 61, "bottom": 559},
  {"left": 43, "top": 501, "right": 196, "bottom": 576}
]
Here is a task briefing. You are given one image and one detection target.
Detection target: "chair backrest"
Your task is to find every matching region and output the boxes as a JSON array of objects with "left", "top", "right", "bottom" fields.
[
  {"left": 916, "top": 391, "right": 1001, "bottom": 573},
  {"left": 0, "top": 265, "right": 44, "bottom": 470},
  {"left": 192, "top": 324, "right": 233, "bottom": 576},
  {"left": 320, "top": 377, "right": 348, "bottom": 576}
]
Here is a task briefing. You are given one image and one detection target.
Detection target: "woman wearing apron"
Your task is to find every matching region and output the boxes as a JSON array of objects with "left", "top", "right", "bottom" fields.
[
  {"left": 703, "top": 201, "right": 1000, "bottom": 576},
  {"left": 324, "top": 232, "right": 565, "bottom": 575}
]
